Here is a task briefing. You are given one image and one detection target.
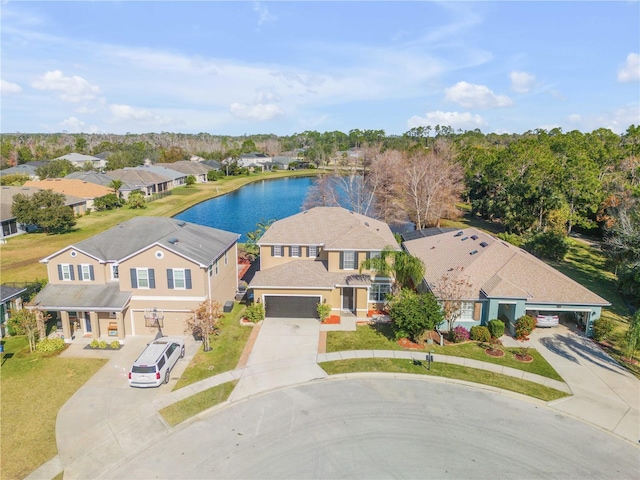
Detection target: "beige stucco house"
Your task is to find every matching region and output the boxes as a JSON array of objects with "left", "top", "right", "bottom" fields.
[
  {"left": 249, "top": 207, "right": 400, "bottom": 319},
  {"left": 32, "top": 217, "right": 239, "bottom": 341}
]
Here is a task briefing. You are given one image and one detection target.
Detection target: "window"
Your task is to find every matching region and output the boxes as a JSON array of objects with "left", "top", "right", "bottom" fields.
[
  {"left": 130, "top": 268, "right": 155, "bottom": 289},
  {"left": 369, "top": 283, "right": 391, "bottom": 302},
  {"left": 167, "top": 268, "right": 192, "bottom": 289},
  {"left": 368, "top": 251, "right": 381, "bottom": 259},
  {"left": 458, "top": 301, "right": 475, "bottom": 320},
  {"left": 342, "top": 251, "right": 356, "bottom": 270},
  {"left": 79, "top": 264, "right": 94, "bottom": 281},
  {"left": 214, "top": 260, "right": 219, "bottom": 276},
  {"left": 58, "top": 264, "right": 74, "bottom": 281},
  {"left": 291, "top": 245, "right": 300, "bottom": 257},
  {"left": 208, "top": 265, "right": 213, "bottom": 277},
  {"left": 308, "top": 245, "right": 318, "bottom": 257},
  {"left": 273, "top": 245, "right": 282, "bottom": 257},
  {"left": 111, "top": 264, "right": 119, "bottom": 280},
  {"left": 224, "top": 251, "right": 228, "bottom": 265}
]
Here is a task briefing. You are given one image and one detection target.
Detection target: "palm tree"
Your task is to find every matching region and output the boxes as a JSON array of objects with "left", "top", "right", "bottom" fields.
[
  {"left": 108, "top": 179, "right": 123, "bottom": 199},
  {"left": 359, "top": 245, "right": 425, "bottom": 294}
]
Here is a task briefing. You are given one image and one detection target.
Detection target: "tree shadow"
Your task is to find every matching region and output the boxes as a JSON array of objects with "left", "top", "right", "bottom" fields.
[
  {"left": 540, "top": 334, "right": 625, "bottom": 375},
  {"left": 369, "top": 321, "right": 395, "bottom": 341}
]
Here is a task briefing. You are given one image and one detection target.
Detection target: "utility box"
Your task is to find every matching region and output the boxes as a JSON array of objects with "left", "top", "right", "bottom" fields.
[{"left": 223, "top": 301, "right": 234, "bottom": 313}]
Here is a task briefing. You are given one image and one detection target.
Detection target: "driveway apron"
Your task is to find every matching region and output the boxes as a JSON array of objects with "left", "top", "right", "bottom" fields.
[
  {"left": 526, "top": 325, "right": 640, "bottom": 443},
  {"left": 229, "top": 317, "right": 327, "bottom": 401}
]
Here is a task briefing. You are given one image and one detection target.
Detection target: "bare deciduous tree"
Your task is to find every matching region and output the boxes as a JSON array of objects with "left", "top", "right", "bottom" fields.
[
  {"left": 430, "top": 268, "right": 473, "bottom": 336},
  {"left": 185, "top": 300, "right": 223, "bottom": 352}
]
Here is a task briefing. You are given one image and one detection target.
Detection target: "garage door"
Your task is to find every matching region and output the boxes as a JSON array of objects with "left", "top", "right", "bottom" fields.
[{"left": 265, "top": 296, "right": 319, "bottom": 318}]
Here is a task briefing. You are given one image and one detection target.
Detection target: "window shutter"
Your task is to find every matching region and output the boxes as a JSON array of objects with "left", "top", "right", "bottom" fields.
[
  {"left": 89, "top": 265, "right": 95, "bottom": 281},
  {"left": 148, "top": 269, "right": 156, "bottom": 289},
  {"left": 271, "top": 246, "right": 274, "bottom": 256},
  {"left": 167, "top": 269, "right": 174, "bottom": 289},
  {"left": 185, "top": 269, "right": 192, "bottom": 289},
  {"left": 58, "top": 265, "right": 63, "bottom": 281},
  {"left": 340, "top": 252, "right": 344, "bottom": 269},
  {"left": 288, "top": 246, "right": 292, "bottom": 257},
  {"left": 130, "top": 268, "right": 138, "bottom": 288},
  {"left": 69, "top": 266, "right": 75, "bottom": 281},
  {"left": 77, "top": 265, "right": 82, "bottom": 280},
  {"left": 473, "top": 302, "right": 482, "bottom": 321}
]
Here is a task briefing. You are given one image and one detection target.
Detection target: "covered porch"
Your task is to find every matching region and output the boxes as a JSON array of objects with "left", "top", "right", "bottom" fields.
[{"left": 32, "top": 283, "right": 132, "bottom": 343}]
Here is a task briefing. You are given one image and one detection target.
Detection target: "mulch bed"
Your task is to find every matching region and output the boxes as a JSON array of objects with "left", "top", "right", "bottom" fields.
[
  {"left": 484, "top": 348, "right": 505, "bottom": 358},
  {"left": 514, "top": 354, "right": 534, "bottom": 363},
  {"left": 398, "top": 338, "right": 422, "bottom": 349},
  {"left": 322, "top": 315, "right": 341, "bottom": 325}
]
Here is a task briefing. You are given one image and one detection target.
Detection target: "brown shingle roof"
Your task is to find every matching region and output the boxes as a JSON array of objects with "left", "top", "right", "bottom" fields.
[
  {"left": 403, "top": 227, "right": 609, "bottom": 306},
  {"left": 156, "top": 161, "right": 213, "bottom": 175},
  {"left": 250, "top": 260, "right": 370, "bottom": 288},
  {"left": 258, "top": 207, "right": 399, "bottom": 251},
  {"left": 23, "top": 179, "right": 112, "bottom": 199}
]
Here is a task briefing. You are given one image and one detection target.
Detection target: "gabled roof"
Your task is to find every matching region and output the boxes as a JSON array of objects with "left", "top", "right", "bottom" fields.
[
  {"left": 250, "top": 260, "right": 371, "bottom": 289},
  {"left": 200, "top": 159, "right": 221, "bottom": 170},
  {"left": 23, "top": 179, "right": 112, "bottom": 200},
  {"left": 1, "top": 186, "right": 86, "bottom": 221},
  {"left": 0, "top": 165, "right": 38, "bottom": 177},
  {"left": 403, "top": 227, "right": 609, "bottom": 306},
  {"left": 54, "top": 153, "right": 104, "bottom": 163},
  {"left": 132, "top": 165, "right": 186, "bottom": 181},
  {"left": 156, "top": 161, "right": 213, "bottom": 175},
  {"left": 65, "top": 171, "right": 138, "bottom": 191},
  {"left": 258, "top": 206, "right": 399, "bottom": 251},
  {"left": 42, "top": 217, "right": 239, "bottom": 266},
  {"left": 106, "top": 168, "right": 171, "bottom": 186},
  {"left": 0, "top": 285, "right": 27, "bottom": 303}
]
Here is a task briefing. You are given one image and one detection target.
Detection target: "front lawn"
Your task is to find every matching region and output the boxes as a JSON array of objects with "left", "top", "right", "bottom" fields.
[
  {"left": 326, "top": 323, "right": 563, "bottom": 381},
  {"left": 0, "top": 336, "right": 107, "bottom": 480},
  {"left": 160, "top": 381, "right": 237, "bottom": 427},
  {"left": 320, "top": 358, "right": 569, "bottom": 402},
  {"left": 173, "top": 302, "right": 251, "bottom": 390}
]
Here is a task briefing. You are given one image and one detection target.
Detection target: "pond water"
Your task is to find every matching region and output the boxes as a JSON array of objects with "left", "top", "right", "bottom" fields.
[{"left": 175, "top": 176, "right": 314, "bottom": 241}]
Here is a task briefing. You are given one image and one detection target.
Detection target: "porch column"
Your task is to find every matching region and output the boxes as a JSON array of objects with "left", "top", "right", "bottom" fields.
[
  {"left": 90, "top": 311, "right": 99, "bottom": 340},
  {"left": 60, "top": 311, "right": 71, "bottom": 343},
  {"left": 116, "top": 312, "right": 125, "bottom": 340}
]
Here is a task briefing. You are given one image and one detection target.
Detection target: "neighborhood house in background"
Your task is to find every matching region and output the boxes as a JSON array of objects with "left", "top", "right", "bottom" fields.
[{"left": 31, "top": 217, "right": 240, "bottom": 341}]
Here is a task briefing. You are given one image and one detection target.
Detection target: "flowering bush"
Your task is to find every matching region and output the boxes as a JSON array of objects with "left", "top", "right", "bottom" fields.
[
  {"left": 451, "top": 325, "right": 470, "bottom": 343},
  {"left": 515, "top": 315, "right": 536, "bottom": 340}
]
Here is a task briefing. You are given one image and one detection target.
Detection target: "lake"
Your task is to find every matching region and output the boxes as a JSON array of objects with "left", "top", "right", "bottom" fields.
[{"left": 175, "top": 176, "right": 314, "bottom": 241}]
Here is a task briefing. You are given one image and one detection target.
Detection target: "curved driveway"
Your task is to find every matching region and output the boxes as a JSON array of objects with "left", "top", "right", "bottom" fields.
[{"left": 105, "top": 378, "right": 639, "bottom": 479}]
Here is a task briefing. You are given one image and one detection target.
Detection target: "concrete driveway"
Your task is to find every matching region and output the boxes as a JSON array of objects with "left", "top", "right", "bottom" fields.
[
  {"left": 519, "top": 324, "right": 640, "bottom": 442},
  {"left": 229, "top": 317, "right": 327, "bottom": 401}
]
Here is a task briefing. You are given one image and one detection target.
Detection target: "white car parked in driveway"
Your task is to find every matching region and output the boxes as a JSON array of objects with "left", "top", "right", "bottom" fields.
[
  {"left": 128, "top": 337, "right": 185, "bottom": 388},
  {"left": 535, "top": 314, "right": 560, "bottom": 328}
]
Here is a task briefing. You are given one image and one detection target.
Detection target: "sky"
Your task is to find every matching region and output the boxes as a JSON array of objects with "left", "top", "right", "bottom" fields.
[{"left": 1, "top": 1, "right": 639, "bottom": 136}]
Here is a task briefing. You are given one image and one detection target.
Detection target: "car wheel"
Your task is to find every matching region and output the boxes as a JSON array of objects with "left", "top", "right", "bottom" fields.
[
  {"left": 164, "top": 370, "right": 170, "bottom": 384},
  {"left": 180, "top": 346, "right": 185, "bottom": 358}
]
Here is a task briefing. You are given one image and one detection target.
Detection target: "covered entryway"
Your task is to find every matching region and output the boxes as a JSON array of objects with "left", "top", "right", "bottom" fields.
[{"left": 264, "top": 295, "right": 319, "bottom": 319}]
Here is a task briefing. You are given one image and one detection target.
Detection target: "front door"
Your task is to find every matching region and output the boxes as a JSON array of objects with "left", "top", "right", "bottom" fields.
[
  {"left": 342, "top": 288, "right": 354, "bottom": 311},
  {"left": 84, "top": 312, "right": 92, "bottom": 333}
]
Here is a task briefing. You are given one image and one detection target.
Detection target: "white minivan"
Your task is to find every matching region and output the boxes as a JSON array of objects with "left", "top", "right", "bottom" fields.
[{"left": 128, "top": 337, "right": 185, "bottom": 388}]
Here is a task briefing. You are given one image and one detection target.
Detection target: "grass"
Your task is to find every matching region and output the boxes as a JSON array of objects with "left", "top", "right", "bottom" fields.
[
  {"left": 326, "top": 323, "right": 563, "bottom": 381},
  {"left": 320, "top": 358, "right": 569, "bottom": 402},
  {"left": 173, "top": 302, "right": 251, "bottom": 390},
  {"left": 0, "top": 336, "right": 107, "bottom": 480},
  {"left": 159, "top": 381, "right": 237, "bottom": 427},
  {"left": 0, "top": 169, "right": 319, "bottom": 283}
]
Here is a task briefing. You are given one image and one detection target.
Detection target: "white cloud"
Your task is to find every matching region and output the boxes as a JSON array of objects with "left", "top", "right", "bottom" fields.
[
  {"left": 567, "top": 114, "right": 582, "bottom": 123},
  {"left": 407, "top": 110, "right": 487, "bottom": 130},
  {"left": 550, "top": 89, "right": 566, "bottom": 101},
  {"left": 618, "top": 53, "right": 640, "bottom": 82},
  {"left": 75, "top": 105, "right": 97, "bottom": 114},
  {"left": 1, "top": 79, "right": 22, "bottom": 94},
  {"left": 60, "top": 116, "right": 85, "bottom": 132},
  {"left": 109, "top": 104, "right": 173, "bottom": 126},
  {"left": 229, "top": 102, "right": 284, "bottom": 121},
  {"left": 444, "top": 81, "right": 513, "bottom": 109},
  {"left": 509, "top": 71, "right": 536, "bottom": 93},
  {"left": 253, "top": 2, "right": 276, "bottom": 28},
  {"left": 31, "top": 70, "right": 101, "bottom": 102},
  {"left": 565, "top": 105, "right": 639, "bottom": 134}
]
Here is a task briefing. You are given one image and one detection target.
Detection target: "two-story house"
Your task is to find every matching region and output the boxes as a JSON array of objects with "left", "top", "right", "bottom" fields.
[
  {"left": 32, "top": 217, "right": 239, "bottom": 341},
  {"left": 249, "top": 207, "right": 400, "bottom": 319}
]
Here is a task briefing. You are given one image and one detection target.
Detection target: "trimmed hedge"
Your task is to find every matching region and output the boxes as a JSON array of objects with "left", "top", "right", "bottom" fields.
[
  {"left": 487, "top": 319, "right": 505, "bottom": 338},
  {"left": 470, "top": 325, "right": 491, "bottom": 342}
]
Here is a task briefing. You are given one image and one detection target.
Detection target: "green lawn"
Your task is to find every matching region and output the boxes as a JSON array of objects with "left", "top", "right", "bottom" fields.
[
  {"left": 0, "top": 336, "right": 107, "bottom": 480},
  {"left": 160, "top": 381, "right": 237, "bottom": 427},
  {"left": 173, "top": 302, "right": 251, "bottom": 390},
  {"left": 327, "top": 323, "right": 563, "bottom": 381},
  {"left": 0, "top": 170, "right": 319, "bottom": 284},
  {"left": 320, "top": 358, "right": 569, "bottom": 402}
]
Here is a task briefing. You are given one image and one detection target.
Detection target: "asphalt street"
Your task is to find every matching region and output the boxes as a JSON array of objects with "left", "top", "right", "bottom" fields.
[{"left": 105, "top": 377, "right": 640, "bottom": 479}]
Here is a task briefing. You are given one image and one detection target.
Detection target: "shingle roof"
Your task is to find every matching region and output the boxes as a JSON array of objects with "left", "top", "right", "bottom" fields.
[
  {"left": 250, "top": 260, "right": 371, "bottom": 288},
  {"left": 0, "top": 285, "right": 27, "bottom": 303},
  {"left": 403, "top": 227, "right": 609, "bottom": 306},
  {"left": 0, "top": 165, "right": 38, "bottom": 177},
  {"left": 44, "top": 217, "right": 239, "bottom": 266},
  {"left": 258, "top": 207, "right": 400, "bottom": 251},
  {"left": 54, "top": 153, "right": 103, "bottom": 163},
  {"left": 106, "top": 168, "right": 171, "bottom": 186},
  {"left": 200, "top": 159, "right": 221, "bottom": 170},
  {"left": 23, "top": 179, "right": 112, "bottom": 199},
  {"left": 32, "top": 283, "right": 132, "bottom": 311},
  {"left": 65, "top": 172, "right": 138, "bottom": 191},
  {"left": 1, "top": 186, "right": 85, "bottom": 221},
  {"left": 132, "top": 165, "right": 186, "bottom": 181},
  {"left": 156, "top": 161, "right": 213, "bottom": 175}
]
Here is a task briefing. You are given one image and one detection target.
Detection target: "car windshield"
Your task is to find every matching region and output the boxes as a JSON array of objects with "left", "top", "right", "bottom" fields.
[{"left": 132, "top": 365, "right": 156, "bottom": 374}]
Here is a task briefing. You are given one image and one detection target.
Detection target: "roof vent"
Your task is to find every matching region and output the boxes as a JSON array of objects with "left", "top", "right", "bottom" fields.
[
  {"left": 480, "top": 241, "right": 488, "bottom": 248},
  {"left": 454, "top": 231, "right": 463, "bottom": 237},
  {"left": 470, "top": 250, "right": 478, "bottom": 255},
  {"left": 471, "top": 235, "right": 478, "bottom": 240},
  {"left": 168, "top": 238, "right": 179, "bottom": 245},
  {"left": 364, "top": 222, "right": 369, "bottom": 227},
  {"left": 461, "top": 237, "right": 468, "bottom": 241}
]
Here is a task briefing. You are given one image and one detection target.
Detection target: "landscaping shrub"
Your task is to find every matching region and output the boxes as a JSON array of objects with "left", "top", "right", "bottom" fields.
[
  {"left": 244, "top": 302, "right": 265, "bottom": 323},
  {"left": 522, "top": 232, "right": 569, "bottom": 260},
  {"left": 591, "top": 316, "right": 614, "bottom": 342},
  {"left": 470, "top": 325, "right": 491, "bottom": 342},
  {"left": 388, "top": 289, "right": 443, "bottom": 343},
  {"left": 496, "top": 232, "right": 524, "bottom": 247},
  {"left": 110, "top": 341, "right": 120, "bottom": 349},
  {"left": 487, "top": 319, "right": 505, "bottom": 338},
  {"left": 451, "top": 325, "right": 470, "bottom": 343},
  {"left": 515, "top": 315, "right": 536, "bottom": 340},
  {"left": 98, "top": 340, "right": 108, "bottom": 349},
  {"left": 36, "top": 337, "right": 65, "bottom": 353},
  {"left": 317, "top": 302, "right": 331, "bottom": 322},
  {"left": 90, "top": 339, "right": 100, "bottom": 349}
]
